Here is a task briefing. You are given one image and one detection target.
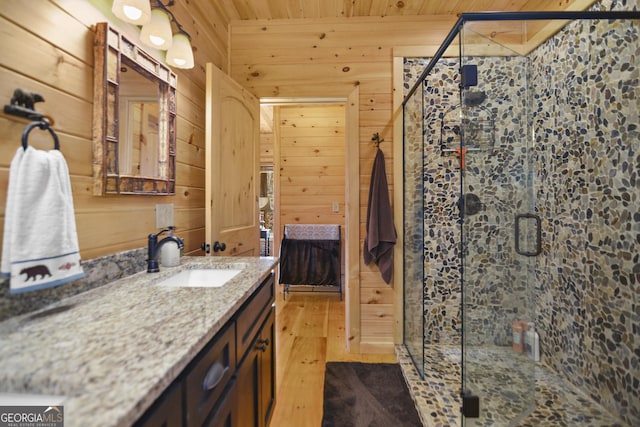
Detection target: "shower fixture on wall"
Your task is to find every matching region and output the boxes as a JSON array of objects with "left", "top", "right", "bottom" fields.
[
  {"left": 458, "top": 193, "right": 482, "bottom": 216},
  {"left": 464, "top": 90, "right": 487, "bottom": 107}
]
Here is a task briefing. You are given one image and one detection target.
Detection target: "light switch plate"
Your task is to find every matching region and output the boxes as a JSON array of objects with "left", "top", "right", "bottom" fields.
[
  {"left": 332, "top": 201, "right": 340, "bottom": 213},
  {"left": 156, "top": 204, "right": 174, "bottom": 228}
]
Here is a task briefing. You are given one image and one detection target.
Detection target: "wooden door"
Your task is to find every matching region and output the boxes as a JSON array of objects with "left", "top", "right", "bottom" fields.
[{"left": 205, "top": 64, "right": 260, "bottom": 256}]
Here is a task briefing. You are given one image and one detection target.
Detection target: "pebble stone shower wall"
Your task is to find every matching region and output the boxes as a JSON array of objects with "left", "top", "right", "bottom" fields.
[
  {"left": 402, "top": 0, "right": 639, "bottom": 425},
  {"left": 403, "top": 52, "right": 533, "bottom": 346},
  {"left": 530, "top": 0, "right": 639, "bottom": 423}
]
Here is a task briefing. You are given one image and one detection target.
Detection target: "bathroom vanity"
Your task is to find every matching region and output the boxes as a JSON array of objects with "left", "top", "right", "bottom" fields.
[
  {"left": 0, "top": 256, "right": 278, "bottom": 427},
  {"left": 136, "top": 263, "right": 276, "bottom": 427}
]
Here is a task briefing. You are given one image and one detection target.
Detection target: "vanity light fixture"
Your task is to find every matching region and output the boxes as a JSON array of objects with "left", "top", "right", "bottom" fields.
[{"left": 112, "top": 0, "right": 195, "bottom": 69}]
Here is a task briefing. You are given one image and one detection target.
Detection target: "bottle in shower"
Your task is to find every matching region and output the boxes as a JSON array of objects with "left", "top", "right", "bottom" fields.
[{"left": 512, "top": 321, "right": 525, "bottom": 353}]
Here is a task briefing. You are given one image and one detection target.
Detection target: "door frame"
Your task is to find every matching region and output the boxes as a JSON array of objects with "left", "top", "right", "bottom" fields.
[{"left": 260, "top": 94, "right": 360, "bottom": 352}]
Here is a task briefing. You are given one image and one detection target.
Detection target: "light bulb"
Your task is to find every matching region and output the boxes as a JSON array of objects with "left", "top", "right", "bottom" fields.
[
  {"left": 140, "top": 9, "right": 173, "bottom": 50},
  {"left": 112, "top": 0, "right": 151, "bottom": 25},
  {"left": 123, "top": 5, "right": 142, "bottom": 20},
  {"left": 166, "top": 32, "right": 194, "bottom": 69},
  {"left": 150, "top": 35, "right": 166, "bottom": 46}
]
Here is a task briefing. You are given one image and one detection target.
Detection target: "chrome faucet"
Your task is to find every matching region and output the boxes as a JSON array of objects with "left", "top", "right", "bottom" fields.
[{"left": 147, "top": 227, "right": 184, "bottom": 273}]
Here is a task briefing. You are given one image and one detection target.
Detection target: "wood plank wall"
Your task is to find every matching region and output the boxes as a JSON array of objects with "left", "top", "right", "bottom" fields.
[
  {"left": 276, "top": 104, "right": 345, "bottom": 228},
  {"left": 260, "top": 132, "right": 274, "bottom": 164},
  {"left": 230, "top": 16, "right": 459, "bottom": 352},
  {"left": 0, "top": 0, "right": 226, "bottom": 261}
]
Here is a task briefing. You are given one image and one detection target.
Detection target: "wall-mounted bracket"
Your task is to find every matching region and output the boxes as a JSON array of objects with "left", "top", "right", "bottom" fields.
[
  {"left": 462, "top": 392, "right": 480, "bottom": 418},
  {"left": 3, "top": 88, "right": 52, "bottom": 124}
]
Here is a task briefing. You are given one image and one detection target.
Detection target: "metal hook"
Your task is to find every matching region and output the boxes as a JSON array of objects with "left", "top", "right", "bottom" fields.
[
  {"left": 21, "top": 120, "right": 60, "bottom": 151},
  {"left": 371, "top": 132, "right": 384, "bottom": 148}
]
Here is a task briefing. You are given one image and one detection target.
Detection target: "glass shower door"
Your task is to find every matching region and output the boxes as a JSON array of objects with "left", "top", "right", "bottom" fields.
[
  {"left": 459, "top": 21, "right": 537, "bottom": 426},
  {"left": 403, "top": 77, "right": 425, "bottom": 377}
]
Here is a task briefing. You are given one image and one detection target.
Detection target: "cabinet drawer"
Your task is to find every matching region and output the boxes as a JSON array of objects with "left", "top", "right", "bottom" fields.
[
  {"left": 236, "top": 274, "right": 274, "bottom": 360},
  {"left": 185, "top": 322, "right": 236, "bottom": 427}
]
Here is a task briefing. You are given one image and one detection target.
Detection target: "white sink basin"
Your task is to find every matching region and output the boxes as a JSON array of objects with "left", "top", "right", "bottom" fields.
[{"left": 155, "top": 268, "right": 242, "bottom": 288}]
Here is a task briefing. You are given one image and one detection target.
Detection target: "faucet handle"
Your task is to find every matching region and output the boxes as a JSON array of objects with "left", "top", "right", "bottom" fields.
[{"left": 150, "top": 229, "right": 167, "bottom": 239}]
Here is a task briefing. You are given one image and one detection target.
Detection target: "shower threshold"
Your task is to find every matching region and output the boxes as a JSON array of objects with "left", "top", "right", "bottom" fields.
[{"left": 396, "top": 344, "right": 626, "bottom": 427}]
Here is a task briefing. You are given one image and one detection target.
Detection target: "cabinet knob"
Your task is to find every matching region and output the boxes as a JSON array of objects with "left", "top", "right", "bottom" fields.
[
  {"left": 213, "top": 241, "right": 226, "bottom": 252},
  {"left": 255, "top": 338, "right": 270, "bottom": 352},
  {"left": 201, "top": 242, "right": 211, "bottom": 254}
]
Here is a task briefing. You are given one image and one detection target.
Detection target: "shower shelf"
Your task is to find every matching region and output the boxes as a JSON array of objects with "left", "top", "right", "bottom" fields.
[
  {"left": 439, "top": 93, "right": 496, "bottom": 154},
  {"left": 441, "top": 148, "right": 482, "bottom": 153},
  {"left": 440, "top": 117, "right": 495, "bottom": 152}
]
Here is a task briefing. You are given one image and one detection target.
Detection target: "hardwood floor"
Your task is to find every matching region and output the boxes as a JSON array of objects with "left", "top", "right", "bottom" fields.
[{"left": 269, "top": 288, "right": 397, "bottom": 427}]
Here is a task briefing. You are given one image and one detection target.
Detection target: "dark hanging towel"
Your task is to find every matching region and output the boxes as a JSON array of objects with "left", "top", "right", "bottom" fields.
[
  {"left": 279, "top": 237, "right": 341, "bottom": 286},
  {"left": 363, "top": 148, "right": 396, "bottom": 284}
]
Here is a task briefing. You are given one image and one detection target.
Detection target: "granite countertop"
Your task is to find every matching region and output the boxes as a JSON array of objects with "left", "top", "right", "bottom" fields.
[{"left": 0, "top": 256, "right": 279, "bottom": 427}]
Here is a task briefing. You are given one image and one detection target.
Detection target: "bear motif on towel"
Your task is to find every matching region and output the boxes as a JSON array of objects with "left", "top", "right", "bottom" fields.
[{"left": 20, "top": 265, "right": 52, "bottom": 281}]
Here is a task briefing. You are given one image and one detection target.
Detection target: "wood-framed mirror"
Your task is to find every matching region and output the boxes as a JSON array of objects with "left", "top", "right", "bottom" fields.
[{"left": 92, "top": 22, "right": 176, "bottom": 195}]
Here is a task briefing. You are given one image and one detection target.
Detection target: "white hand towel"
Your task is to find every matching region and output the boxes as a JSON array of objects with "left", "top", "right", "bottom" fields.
[{"left": 1, "top": 146, "right": 85, "bottom": 293}]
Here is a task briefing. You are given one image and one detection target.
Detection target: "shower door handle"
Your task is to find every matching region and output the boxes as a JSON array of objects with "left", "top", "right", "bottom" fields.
[{"left": 514, "top": 213, "right": 542, "bottom": 256}]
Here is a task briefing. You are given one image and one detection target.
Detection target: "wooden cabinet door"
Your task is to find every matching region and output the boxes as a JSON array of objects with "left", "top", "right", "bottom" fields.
[
  {"left": 205, "top": 64, "right": 260, "bottom": 257},
  {"left": 235, "top": 308, "right": 276, "bottom": 427},
  {"left": 236, "top": 346, "right": 260, "bottom": 427},
  {"left": 258, "top": 308, "right": 276, "bottom": 427}
]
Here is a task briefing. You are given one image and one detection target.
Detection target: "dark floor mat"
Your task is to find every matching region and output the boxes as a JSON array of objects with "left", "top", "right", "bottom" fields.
[{"left": 321, "top": 362, "right": 423, "bottom": 427}]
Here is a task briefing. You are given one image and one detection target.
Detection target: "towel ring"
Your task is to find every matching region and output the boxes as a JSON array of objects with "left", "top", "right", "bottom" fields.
[{"left": 21, "top": 120, "right": 60, "bottom": 150}]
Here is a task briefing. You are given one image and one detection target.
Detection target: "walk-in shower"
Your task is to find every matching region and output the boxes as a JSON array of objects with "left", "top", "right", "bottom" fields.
[{"left": 401, "top": 7, "right": 639, "bottom": 426}]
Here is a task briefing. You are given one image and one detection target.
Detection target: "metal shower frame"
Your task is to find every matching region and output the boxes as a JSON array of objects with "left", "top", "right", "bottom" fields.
[
  {"left": 400, "top": 8, "right": 640, "bottom": 421},
  {"left": 402, "top": 10, "right": 640, "bottom": 106}
]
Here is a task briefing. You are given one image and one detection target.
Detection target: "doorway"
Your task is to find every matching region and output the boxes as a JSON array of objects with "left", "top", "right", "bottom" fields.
[
  {"left": 260, "top": 91, "right": 363, "bottom": 354},
  {"left": 258, "top": 100, "right": 347, "bottom": 275}
]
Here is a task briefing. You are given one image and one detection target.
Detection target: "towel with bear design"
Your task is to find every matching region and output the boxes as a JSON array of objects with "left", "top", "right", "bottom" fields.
[{"left": 1, "top": 146, "right": 84, "bottom": 293}]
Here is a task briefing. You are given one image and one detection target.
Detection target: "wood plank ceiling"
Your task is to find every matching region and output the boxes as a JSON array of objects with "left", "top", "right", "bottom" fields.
[
  {"left": 218, "top": 0, "right": 594, "bottom": 133},
  {"left": 213, "top": 0, "right": 589, "bottom": 22}
]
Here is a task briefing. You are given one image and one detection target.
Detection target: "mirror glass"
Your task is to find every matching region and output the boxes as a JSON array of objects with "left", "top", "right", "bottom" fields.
[
  {"left": 119, "top": 61, "right": 159, "bottom": 177},
  {"left": 92, "top": 22, "right": 176, "bottom": 195}
]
